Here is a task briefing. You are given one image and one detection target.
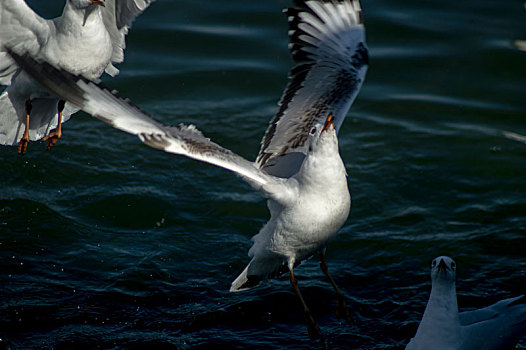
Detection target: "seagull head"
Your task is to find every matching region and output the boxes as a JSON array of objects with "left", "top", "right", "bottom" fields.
[
  {"left": 430, "top": 256, "right": 456, "bottom": 284},
  {"left": 307, "top": 114, "right": 339, "bottom": 155}
]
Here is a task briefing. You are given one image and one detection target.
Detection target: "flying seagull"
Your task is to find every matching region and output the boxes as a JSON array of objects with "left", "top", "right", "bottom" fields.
[
  {"left": 7, "top": 0, "right": 369, "bottom": 338},
  {"left": 0, "top": 0, "right": 154, "bottom": 154},
  {"left": 406, "top": 256, "right": 526, "bottom": 350}
]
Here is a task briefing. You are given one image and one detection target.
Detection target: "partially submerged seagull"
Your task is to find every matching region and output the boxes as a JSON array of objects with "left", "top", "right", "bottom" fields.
[
  {"left": 7, "top": 0, "right": 368, "bottom": 338},
  {"left": 406, "top": 256, "right": 526, "bottom": 350},
  {"left": 0, "top": 0, "right": 154, "bottom": 154}
]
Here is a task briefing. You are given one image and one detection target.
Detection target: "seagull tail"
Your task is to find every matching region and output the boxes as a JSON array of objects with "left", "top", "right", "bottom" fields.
[
  {"left": 230, "top": 264, "right": 261, "bottom": 292},
  {"left": 230, "top": 254, "right": 289, "bottom": 292}
]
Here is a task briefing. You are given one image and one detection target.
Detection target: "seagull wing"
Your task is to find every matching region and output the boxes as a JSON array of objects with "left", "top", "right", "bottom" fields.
[
  {"left": 0, "top": 0, "right": 52, "bottom": 85},
  {"left": 256, "top": 0, "right": 368, "bottom": 177},
  {"left": 101, "top": 0, "right": 155, "bottom": 76},
  {"left": 460, "top": 295, "right": 526, "bottom": 326},
  {"left": 7, "top": 50, "right": 277, "bottom": 190},
  {"left": 460, "top": 295, "right": 526, "bottom": 350}
]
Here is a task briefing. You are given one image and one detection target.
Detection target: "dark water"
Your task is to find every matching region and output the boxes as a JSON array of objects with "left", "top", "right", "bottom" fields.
[{"left": 1, "top": 0, "right": 525, "bottom": 349}]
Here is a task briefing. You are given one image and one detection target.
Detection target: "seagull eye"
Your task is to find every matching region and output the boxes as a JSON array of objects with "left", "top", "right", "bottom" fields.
[
  {"left": 310, "top": 127, "right": 317, "bottom": 135},
  {"left": 432, "top": 260, "right": 437, "bottom": 268},
  {"left": 451, "top": 262, "right": 456, "bottom": 269}
]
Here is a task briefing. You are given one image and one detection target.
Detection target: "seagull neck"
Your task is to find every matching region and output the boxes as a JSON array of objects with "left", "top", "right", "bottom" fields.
[
  {"left": 59, "top": 2, "right": 103, "bottom": 31},
  {"left": 299, "top": 149, "right": 346, "bottom": 187},
  {"left": 412, "top": 280, "right": 461, "bottom": 347},
  {"left": 298, "top": 134, "right": 345, "bottom": 180},
  {"left": 421, "top": 279, "right": 460, "bottom": 330}
]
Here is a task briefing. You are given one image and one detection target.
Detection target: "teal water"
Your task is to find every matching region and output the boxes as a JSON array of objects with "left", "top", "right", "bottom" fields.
[{"left": 1, "top": 0, "right": 525, "bottom": 349}]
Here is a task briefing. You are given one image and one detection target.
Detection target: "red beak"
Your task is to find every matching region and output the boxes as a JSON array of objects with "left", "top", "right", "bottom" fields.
[
  {"left": 90, "top": 0, "right": 105, "bottom": 6},
  {"left": 322, "top": 114, "right": 335, "bottom": 133}
]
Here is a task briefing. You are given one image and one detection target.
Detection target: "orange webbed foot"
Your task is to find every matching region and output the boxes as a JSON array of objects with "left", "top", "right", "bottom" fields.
[
  {"left": 18, "top": 99, "right": 32, "bottom": 155},
  {"left": 17, "top": 135, "right": 30, "bottom": 155},
  {"left": 43, "top": 130, "right": 62, "bottom": 151}
]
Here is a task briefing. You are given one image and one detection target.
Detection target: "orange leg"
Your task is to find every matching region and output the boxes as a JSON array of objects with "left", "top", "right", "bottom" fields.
[
  {"left": 43, "top": 100, "right": 65, "bottom": 151},
  {"left": 17, "top": 99, "right": 32, "bottom": 155},
  {"left": 289, "top": 267, "right": 322, "bottom": 339},
  {"left": 320, "top": 250, "right": 352, "bottom": 324}
]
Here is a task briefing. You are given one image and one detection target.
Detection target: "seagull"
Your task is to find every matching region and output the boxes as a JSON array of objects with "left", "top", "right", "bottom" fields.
[
  {"left": 0, "top": 0, "right": 154, "bottom": 154},
  {"left": 406, "top": 256, "right": 526, "bottom": 350},
  {"left": 6, "top": 0, "right": 369, "bottom": 338}
]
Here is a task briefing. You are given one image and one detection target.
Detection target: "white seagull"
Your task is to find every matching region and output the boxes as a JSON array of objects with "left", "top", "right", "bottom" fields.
[
  {"left": 0, "top": 0, "right": 154, "bottom": 154},
  {"left": 406, "top": 256, "right": 526, "bottom": 350},
  {"left": 7, "top": 0, "right": 369, "bottom": 338}
]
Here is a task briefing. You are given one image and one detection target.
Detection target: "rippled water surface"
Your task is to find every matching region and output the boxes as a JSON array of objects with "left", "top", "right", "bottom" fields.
[{"left": 1, "top": 0, "right": 525, "bottom": 349}]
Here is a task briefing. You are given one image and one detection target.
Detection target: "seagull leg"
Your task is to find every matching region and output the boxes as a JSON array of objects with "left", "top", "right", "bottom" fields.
[
  {"left": 320, "top": 250, "right": 352, "bottom": 324},
  {"left": 17, "top": 99, "right": 32, "bottom": 155},
  {"left": 289, "top": 267, "right": 321, "bottom": 339},
  {"left": 43, "top": 99, "right": 65, "bottom": 150}
]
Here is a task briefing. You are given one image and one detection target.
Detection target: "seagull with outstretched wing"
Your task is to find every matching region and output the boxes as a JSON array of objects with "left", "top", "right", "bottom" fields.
[
  {"left": 7, "top": 0, "right": 368, "bottom": 338},
  {"left": 0, "top": 0, "right": 154, "bottom": 153}
]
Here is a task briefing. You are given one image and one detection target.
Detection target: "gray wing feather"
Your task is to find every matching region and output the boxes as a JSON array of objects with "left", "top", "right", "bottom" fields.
[
  {"left": 459, "top": 295, "right": 526, "bottom": 326},
  {"left": 460, "top": 295, "right": 526, "bottom": 349},
  {"left": 7, "top": 49, "right": 275, "bottom": 190},
  {"left": 257, "top": 0, "right": 368, "bottom": 175},
  {"left": 139, "top": 126, "right": 272, "bottom": 187}
]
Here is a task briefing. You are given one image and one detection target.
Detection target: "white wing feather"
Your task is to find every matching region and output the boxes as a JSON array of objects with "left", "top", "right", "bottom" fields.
[
  {"left": 101, "top": 0, "right": 155, "bottom": 76},
  {"left": 0, "top": 0, "right": 52, "bottom": 85}
]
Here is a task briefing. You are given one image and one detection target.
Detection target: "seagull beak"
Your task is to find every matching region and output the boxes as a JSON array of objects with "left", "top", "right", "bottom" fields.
[
  {"left": 322, "top": 114, "right": 335, "bottom": 133},
  {"left": 89, "top": 0, "right": 105, "bottom": 6},
  {"left": 437, "top": 258, "right": 448, "bottom": 271}
]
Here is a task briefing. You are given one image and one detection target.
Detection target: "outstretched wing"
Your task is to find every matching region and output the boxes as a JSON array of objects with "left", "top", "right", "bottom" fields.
[
  {"left": 257, "top": 0, "right": 368, "bottom": 177},
  {"left": 7, "top": 50, "right": 275, "bottom": 189},
  {"left": 101, "top": 0, "right": 155, "bottom": 76},
  {"left": 0, "top": 0, "right": 52, "bottom": 85}
]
